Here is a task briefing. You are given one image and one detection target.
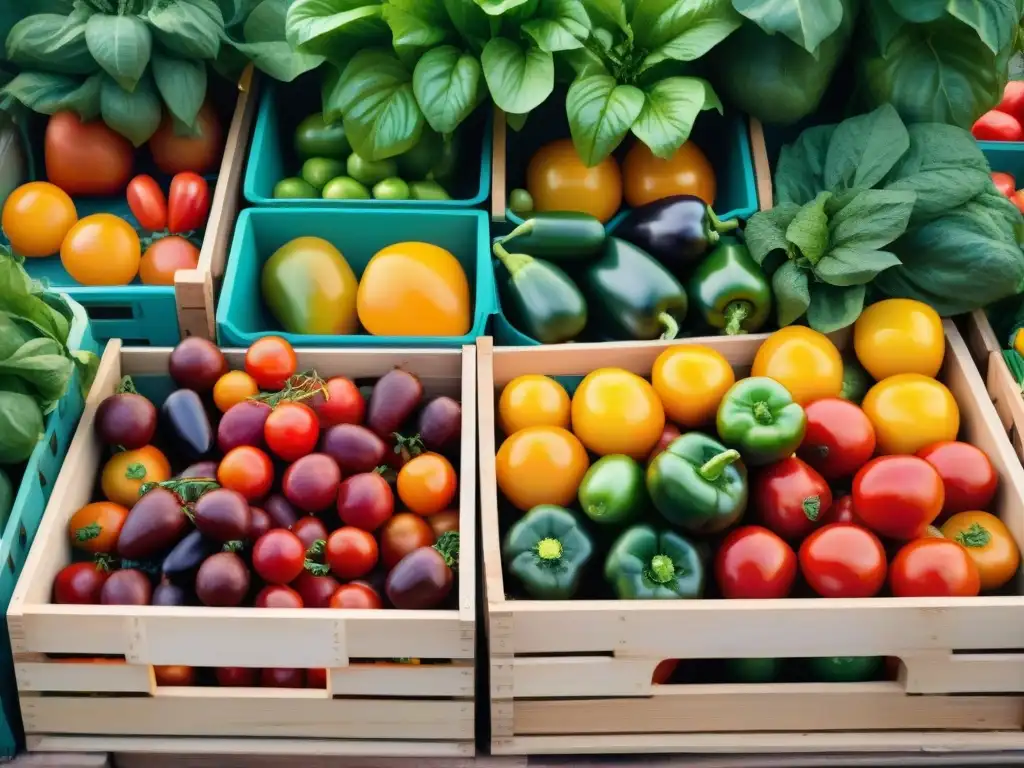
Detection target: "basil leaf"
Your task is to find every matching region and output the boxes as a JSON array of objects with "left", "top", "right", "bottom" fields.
[
  {"left": 443, "top": 0, "right": 491, "bottom": 50},
  {"left": 822, "top": 103, "right": 909, "bottom": 193},
  {"left": 566, "top": 73, "right": 643, "bottom": 166},
  {"left": 745, "top": 202, "right": 799, "bottom": 266},
  {"left": 412, "top": 45, "right": 483, "bottom": 135},
  {"left": 474, "top": 0, "right": 532, "bottom": 13},
  {"left": 523, "top": 0, "right": 590, "bottom": 52},
  {"left": 772, "top": 260, "right": 811, "bottom": 327},
  {"left": 886, "top": 0, "right": 947, "bottom": 22},
  {"left": 1, "top": 71, "right": 101, "bottom": 120},
  {"left": 481, "top": 37, "right": 553, "bottom": 115},
  {"left": 146, "top": 0, "right": 224, "bottom": 60},
  {"left": 732, "top": 0, "right": 843, "bottom": 54},
  {"left": 99, "top": 73, "right": 161, "bottom": 147},
  {"left": 227, "top": 0, "right": 325, "bottom": 80},
  {"left": 6, "top": 13, "right": 96, "bottom": 75},
  {"left": 580, "top": 0, "right": 630, "bottom": 36},
  {"left": 151, "top": 52, "right": 206, "bottom": 128},
  {"left": 630, "top": 76, "right": 720, "bottom": 159},
  {"left": 786, "top": 192, "right": 831, "bottom": 265},
  {"left": 815, "top": 247, "right": 902, "bottom": 287},
  {"left": 85, "top": 14, "right": 151, "bottom": 92},
  {"left": 947, "top": 0, "right": 1018, "bottom": 54},
  {"left": 326, "top": 48, "right": 424, "bottom": 160},
  {"left": 807, "top": 283, "right": 865, "bottom": 333},
  {"left": 828, "top": 189, "right": 916, "bottom": 251},
  {"left": 863, "top": 0, "right": 906, "bottom": 54},
  {"left": 632, "top": 0, "right": 741, "bottom": 69},
  {"left": 382, "top": 3, "right": 451, "bottom": 62},
  {"left": 506, "top": 111, "right": 529, "bottom": 130},
  {"left": 560, "top": 46, "right": 608, "bottom": 77},
  {"left": 775, "top": 124, "right": 835, "bottom": 206},
  {"left": 285, "top": 0, "right": 388, "bottom": 58}
]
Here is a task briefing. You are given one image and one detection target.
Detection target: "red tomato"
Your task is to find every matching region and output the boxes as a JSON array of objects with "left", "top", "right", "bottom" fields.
[
  {"left": 149, "top": 102, "right": 224, "bottom": 175},
  {"left": 307, "top": 668, "right": 327, "bottom": 689},
  {"left": 996, "top": 81, "right": 1024, "bottom": 123},
  {"left": 217, "top": 446, "right": 274, "bottom": 502},
  {"left": 797, "top": 398, "right": 876, "bottom": 480},
  {"left": 380, "top": 513, "right": 435, "bottom": 570},
  {"left": 821, "top": 495, "right": 858, "bottom": 525},
  {"left": 853, "top": 456, "right": 944, "bottom": 540},
  {"left": 254, "top": 584, "right": 304, "bottom": 608},
  {"left": 292, "top": 572, "right": 340, "bottom": 608},
  {"left": 916, "top": 441, "right": 998, "bottom": 522},
  {"left": 799, "top": 523, "right": 887, "bottom": 598},
  {"left": 754, "top": 457, "right": 833, "bottom": 541},
  {"left": 715, "top": 525, "right": 797, "bottom": 599},
  {"left": 260, "top": 668, "right": 305, "bottom": 688},
  {"left": 138, "top": 236, "right": 200, "bottom": 286},
  {"left": 972, "top": 110, "right": 1024, "bottom": 141},
  {"left": 310, "top": 377, "right": 366, "bottom": 427},
  {"left": 126, "top": 174, "right": 167, "bottom": 231},
  {"left": 168, "top": 172, "right": 211, "bottom": 233},
  {"left": 647, "top": 423, "right": 682, "bottom": 466},
  {"left": 252, "top": 529, "right": 306, "bottom": 584},
  {"left": 652, "top": 659, "right": 679, "bottom": 684},
  {"left": 992, "top": 171, "right": 1017, "bottom": 198},
  {"left": 890, "top": 538, "right": 981, "bottom": 597},
  {"left": 245, "top": 336, "right": 297, "bottom": 390},
  {"left": 53, "top": 562, "right": 109, "bottom": 604},
  {"left": 45, "top": 112, "right": 133, "bottom": 196},
  {"left": 326, "top": 527, "right": 378, "bottom": 580},
  {"left": 265, "top": 403, "right": 319, "bottom": 462},
  {"left": 291, "top": 516, "right": 329, "bottom": 550},
  {"left": 329, "top": 582, "right": 383, "bottom": 609},
  {"left": 216, "top": 667, "right": 256, "bottom": 687}
]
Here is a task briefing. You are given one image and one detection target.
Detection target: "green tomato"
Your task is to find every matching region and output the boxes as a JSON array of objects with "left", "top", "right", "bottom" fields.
[
  {"left": 372, "top": 177, "right": 411, "bottom": 201},
  {"left": 273, "top": 177, "right": 317, "bottom": 199},
  {"left": 409, "top": 181, "right": 451, "bottom": 201},
  {"left": 509, "top": 188, "right": 534, "bottom": 214},
  {"left": 294, "top": 113, "right": 350, "bottom": 161},
  {"left": 322, "top": 176, "right": 372, "bottom": 200},
  {"left": 301, "top": 157, "right": 345, "bottom": 191},
  {"left": 347, "top": 153, "right": 398, "bottom": 187}
]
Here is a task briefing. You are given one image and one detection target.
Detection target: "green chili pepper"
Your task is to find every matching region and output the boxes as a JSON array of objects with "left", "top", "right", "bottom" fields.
[
  {"left": 500, "top": 211, "right": 607, "bottom": 261},
  {"left": 502, "top": 505, "right": 594, "bottom": 599},
  {"left": 689, "top": 239, "right": 772, "bottom": 335},
  {"left": 716, "top": 377, "right": 807, "bottom": 466},
  {"left": 604, "top": 525, "right": 705, "bottom": 600}
]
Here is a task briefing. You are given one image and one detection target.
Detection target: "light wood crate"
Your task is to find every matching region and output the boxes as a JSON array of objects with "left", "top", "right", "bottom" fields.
[
  {"left": 8, "top": 341, "right": 477, "bottom": 758},
  {"left": 477, "top": 325, "right": 1024, "bottom": 756}
]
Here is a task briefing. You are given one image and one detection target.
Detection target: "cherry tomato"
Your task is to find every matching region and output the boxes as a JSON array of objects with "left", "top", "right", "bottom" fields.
[
  {"left": 265, "top": 402, "right": 319, "bottom": 462},
  {"left": 149, "top": 102, "right": 223, "bottom": 175},
  {"left": 992, "top": 171, "right": 1017, "bottom": 198},
  {"left": 996, "top": 81, "right": 1024, "bottom": 122},
  {"left": 647, "top": 423, "right": 682, "bottom": 466},
  {"left": 293, "top": 572, "right": 340, "bottom": 608},
  {"left": 217, "top": 446, "right": 274, "bottom": 502},
  {"left": 526, "top": 138, "right": 622, "bottom": 223},
  {"left": 821, "top": 495, "right": 858, "bottom": 525},
  {"left": 126, "top": 174, "right": 168, "bottom": 231},
  {"left": 168, "top": 172, "right": 211, "bottom": 233},
  {"left": 715, "top": 525, "right": 797, "bottom": 599},
  {"left": 61, "top": 213, "right": 141, "bottom": 285},
  {"left": 216, "top": 667, "right": 257, "bottom": 687},
  {"left": 45, "top": 111, "right": 133, "bottom": 196},
  {"left": 917, "top": 441, "right": 998, "bottom": 521},
  {"left": 245, "top": 336, "right": 297, "bottom": 390},
  {"left": 53, "top": 562, "right": 110, "bottom": 604},
  {"left": 498, "top": 374, "right": 571, "bottom": 435},
  {"left": 154, "top": 665, "right": 196, "bottom": 687},
  {"left": 380, "top": 513, "right": 435, "bottom": 570},
  {"left": 252, "top": 529, "right": 306, "bottom": 584},
  {"left": 326, "top": 527, "right": 378, "bottom": 580},
  {"left": 622, "top": 139, "right": 716, "bottom": 209},
  {"left": 213, "top": 370, "right": 260, "bottom": 413},
  {"left": 940, "top": 511, "right": 1020, "bottom": 591},
  {"left": 797, "top": 399, "right": 876, "bottom": 480},
  {"left": 254, "top": 584, "right": 304, "bottom": 608},
  {"left": 309, "top": 376, "right": 365, "bottom": 427},
  {"left": 853, "top": 456, "right": 944, "bottom": 540},
  {"left": 291, "top": 516, "right": 329, "bottom": 549},
  {"left": 397, "top": 453, "right": 457, "bottom": 516},
  {"left": 972, "top": 110, "right": 1024, "bottom": 142},
  {"left": 2, "top": 181, "right": 77, "bottom": 257},
  {"left": 652, "top": 660, "right": 679, "bottom": 685},
  {"left": 68, "top": 502, "right": 129, "bottom": 554},
  {"left": 307, "top": 668, "right": 327, "bottom": 689},
  {"left": 799, "top": 523, "right": 887, "bottom": 598},
  {"left": 890, "top": 538, "right": 981, "bottom": 597},
  {"left": 329, "top": 582, "right": 382, "bottom": 609},
  {"left": 101, "top": 445, "right": 172, "bottom": 507},
  {"left": 260, "top": 668, "right": 305, "bottom": 689},
  {"left": 754, "top": 457, "right": 833, "bottom": 541},
  {"left": 139, "top": 236, "right": 200, "bottom": 286}
]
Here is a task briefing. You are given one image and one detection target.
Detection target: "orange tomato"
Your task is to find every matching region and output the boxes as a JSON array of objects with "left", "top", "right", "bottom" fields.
[
  {"left": 138, "top": 236, "right": 200, "bottom": 285},
  {"left": 154, "top": 665, "right": 196, "bottom": 686},
  {"left": 61, "top": 213, "right": 141, "bottom": 285},
  {"left": 213, "top": 370, "right": 260, "bottom": 412},
  {"left": 68, "top": 501, "right": 129, "bottom": 554},
  {"left": 148, "top": 102, "right": 224, "bottom": 175},
  {"left": 45, "top": 111, "right": 134, "bottom": 196},
  {"left": 2, "top": 182, "right": 77, "bottom": 257},
  {"left": 218, "top": 446, "right": 274, "bottom": 502},
  {"left": 100, "top": 446, "right": 172, "bottom": 507},
  {"left": 495, "top": 426, "right": 590, "bottom": 511},
  {"left": 623, "top": 140, "right": 716, "bottom": 209},
  {"left": 940, "top": 511, "right": 1020, "bottom": 591},
  {"left": 571, "top": 368, "right": 665, "bottom": 459},
  {"left": 751, "top": 326, "right": 844, "bottom": 406},
  {"left": 397, "top": 453, "right": 458, "bottom": 516},
  {"left": 498, "top": 374, "right": 571, "bottom": 435},
  {"left": 526, "top": 138, "right": 622, "bottom": 223}
]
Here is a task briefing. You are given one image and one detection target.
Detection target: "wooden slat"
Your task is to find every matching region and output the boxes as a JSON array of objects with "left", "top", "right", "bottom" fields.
[
  {"left": 491, "top": 108, "right": 507, "bottom": 222},
  {"left": 33, "top": 738, "right": 474, "bottom": 758},
  {"left": 749, "top": 118, "right": 772, "bottom": 211},
  {"left": 512, "top": 656, "right": 658, "bottom": 698},
  {"left": 329, "top": 663, "right": 473, "bottom": 698},
  {"left": 16, "top": 661, "right": 151, "bottom": 693},
  {"left": 900, "top": 652, "right": 1024, "bottom": 694}
]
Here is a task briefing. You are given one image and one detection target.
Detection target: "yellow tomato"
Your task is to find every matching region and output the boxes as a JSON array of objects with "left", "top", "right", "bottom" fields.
[
  {"left": 2, "top": 181, "right": 77, "bottom": 257},
  {"left": 862, "top": 374, "right": 959, "bottom": 455},
  {"left": 356, "top": 242, "right": 471, "bottom": 336},
  {"left": 496, "top": 426, "right": 589, "bottom": 511},
  {"left": 571, "top": 368, "right": 665, "bottom": 459},
  {"left": 622, "top": 140, "right": 716, "bottom": 209},
  {"left": 101, "top": 446, "right": 172, "bottom": 508},
  {"left": 854, "top": 299, "right": 944, "bottom": 379},
  {"left": 498, "top": 374, "right": 570, "bottom": 435},
  {"left": 61, "top": 213, "right": 140, "bottom": 285},
  {"left": 213, "top": 370, "right": 260, "bottom": 413},
  {"left": 526, "top": 139, "right": 622, "bottom": 223},
  {"left": 941, "top": 511, "right": 1020, "bottom": 591},
  {"left": 652, "top": 345, "right": 735, "bottom": 428},
  {"left": 751, "top": 327, "right": 843, "bottom": 405}
]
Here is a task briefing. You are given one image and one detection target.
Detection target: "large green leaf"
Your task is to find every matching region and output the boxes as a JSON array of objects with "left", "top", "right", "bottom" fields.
[
  {"left": 731, "top": 0, "right": 844, "bottom": 54},
  {"left": 0, "top": 71, "right": 101, "bottom": 120},
  {"left": 382, "top": 1, "right": 452, "bottom": 62},
  {"left": 85, "top": 14, "right": 151, "bottom": 92},
  {"left": 946, "top": 0, "right": 1018, "bottom": 55},
  {"left": 523, "top": 0, "right": 590, "bottom": 52},
  {"left": 151, "top": 52, "right": 206, "bottom": 127},
  {"left": 474, "top": 0, "right": 533, "bottom": 13},
  {"left": 633, "top": 0, "right": 741, "bottom": 68},
  {"left": 481, "top": 37, "right": 554, "bottom": 114},
  {"left": 443, "top": 0, "right": 491, "bottom": 50},
  {"left": 5, "top": 13, "right": 97, "bottom": 75},
  {"left": 566, "top": 74, "right": 644, "bottom": 166},
  {"left": 863, "top": 0, "right": 906, "bottom": 55},
  {"left": 146, "top": 0, "right": 224, "bottom": 60},
  {"left": 581, "top": 0, "right": 630, "bottom": 36},
  {"left": 885, "top": 0, "right": 947, "bottom": 22},
  {"left": 412, "top": 46, "right": 483, "bottom": 134},
  {"left": 227, "top": 0, "right": 324, "bottom": 81},
  {"left": 630, "top": 76, "right": 721, "bottom": 159},
  {"left": 821, "top": 103, "right": 909, "bottom": 193},
  {"left": 285, "top": 0, "right": 388, "bottom": 58},
  {"left": 100, "top": 74, "right": 161, "bottom": 146}
]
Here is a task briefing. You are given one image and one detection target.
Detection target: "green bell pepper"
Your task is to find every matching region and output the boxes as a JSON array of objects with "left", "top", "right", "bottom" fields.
[
  {"left": 577, "top": 454, "right": 646, "bottom": 526},
  {"left": 604, "top": 525, "right": 705, "bottom": 600},
  {"left": 502, "top": 505, "right": 594, "bottom": 599},
  {"left": 646, "top": 432, "right": 748, "bottom": 533},
  {"left": 500, "top": 212, "right": 606, "bottom": 261},
  {"left": 689, "top": 239, "right": 772, "bottom": 336},
  {"left": 716, "top": 377, "right": 806, "bottom": 466},
  {"left": 805, "top": 656, "right": 882, "bottom": 683}
]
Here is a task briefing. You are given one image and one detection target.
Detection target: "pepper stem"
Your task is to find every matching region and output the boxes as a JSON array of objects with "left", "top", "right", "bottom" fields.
[
  {"left": 723, "top": 301, "right": 752, "bottom": 336},
  {"left": 648, "top": 554, "right": 675, "bottom": 584},
  {"left": 707, "top": 208, "right": 739, "bottom": 234},
  {"left": 492, "top": 241, "right": 533, "bottom": 277},
  {"left": 658, "top": 312, "right": 680, "bottom": 340},
  {"left": 500, "top": 218, "right": 538, "bottom": 245},
  {"left": 752, "top": 402, "right": 774, "bottom": 425},
  {"left": 535, "top": 537, "right": 563, "bottom": 561},
  {"left": 698, "top": 449, "right": 741, "bottom": 481}
]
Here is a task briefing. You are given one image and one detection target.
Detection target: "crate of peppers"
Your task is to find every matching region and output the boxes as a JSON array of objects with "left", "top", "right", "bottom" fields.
[{"left": 478, "top": 299, "right": 1024, "bottom": 755}]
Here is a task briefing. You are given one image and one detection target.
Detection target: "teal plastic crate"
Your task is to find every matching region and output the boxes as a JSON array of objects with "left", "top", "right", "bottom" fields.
[
  {"left": 981, "top": 141, "right": 1024, "bottom": 179},
  {"left": 0, "top": 297, "right": 98, "bottom": 756},
  {"left": 244, "top": 82, "right": 492, "bottom": 208},
  {"left": 216, "top": 207, "right": 494, "bottom": 348}
]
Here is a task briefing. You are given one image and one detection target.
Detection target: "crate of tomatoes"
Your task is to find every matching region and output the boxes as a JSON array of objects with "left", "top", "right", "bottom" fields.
[
  {"left": 8, "top": 337, "right": 476, "bottom": 757},
  {"left": 478, "top": 300, "right": 1024, "bottom": 757}
]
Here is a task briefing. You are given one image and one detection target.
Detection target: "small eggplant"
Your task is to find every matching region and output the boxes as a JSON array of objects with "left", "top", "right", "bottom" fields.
[
  {"left": 161, "top": 389, "right": 214, "bottom": 460},
  {"left": 217, "top": 400, "right": 271, "bottom": 453},
  {"left": 321, "top": 424, "right": 387, "bottom": 474},
  {"left": 161, "top": 529, "right": 217, "bottom": 583},
  {"left": 418, "top": 396, "right": 461, "bottom": 452},
  {"left": 118, "top": 488, "right": 190, "bottom": 559},
  {"left": 263, "top": 494, "right": 298, "bottom": 529},
  {"left": 385, "top": 532, "right": 458, "bottom": 610},
  {"left": 193, "top": 488, "right": 252, "bottom": 542},
  {"left": 196, "top": 552, "right": 250, "bottom": 607},
  {"left": 615, "top": 195, "right": 739, "bottom": 272},
  {"left": 367, "top": 369, "right": 422, "bottom": 439}
]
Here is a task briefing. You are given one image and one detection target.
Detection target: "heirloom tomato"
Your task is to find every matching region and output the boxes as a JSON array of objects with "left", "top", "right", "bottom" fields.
[
  {"left": 799, "top": 524, "right": 887, "bottom": 598},
  {"left": 100, "top": 446, "right": 171, "bottom": 507},
  {"left": 715, "top": 526, "right": 797, "bottom": 599},
  {"left": 217, "top": 446, "right": 274, "bottom": 501},
  {"left": 853, "top": 299, "right": 944, "bottom": 379},
  {"left": 496, "top": 426, "right": 589, "bottom": 510},
  {"left": 498, "top": 375, "right": 571, "bottom": 435},
  {"left": 751, "top": 327, "right": 843, "bottom": 406},
  {"left": 380, "top": 513, "right": 435, "bottom": 570},
  {"left": 797, "top": 398, "right": 876, "bottom": 480},
  {"left": 526, "top": 138, "right": 622, "bottom": 223},
  {"left": 149, "top": 103, "right": 223, "bottom": 175},
  {"left": 168, "top": 172, "right": 211, "bottom": 233},
  {"left": 940, "top": 511, "right": 1019, "bottom": 591},
  {"left": 252, "top": 529, "right": 305, "bottom": 584},
  {"left": 326, "top": 527, "right": 378, "bottom": 580},
  {"left": 45, "top": 111, "right": 133, "bottom": 195},
  {"left": 622, "top": 140, "right": 716, "bottom": 209},
  {"left": 68, "top": 502, "right": 128, "bottom": 554},
  {"left": 571, "top": 368, "right": 665, "bottom": 459},
  {"left": 310, "top": 377, "right": 365, "bottom": 427},
  {"left": 652, "top": 660, "right": 679, "bottom": 684},
  {"left": 862, "top": 375, "right": 959, "bottom": 455},
  {"left": 264, "top": 402, "right": 319, "bottom": 462},
  {"left": 397, "top": 453, "right": 457, "bottom": 516},
  {"left": 245, "top": 336, "right": 297, "bottom": 390},
  {"left": 2, "top": 181, "right": 77, "bottom": 257},
  {"left": 154, "top": 666, "right": 196, "bottom": 686},
  {"left": 993, "top": 172, "right": 1017, "bottom": 197},
  {"left": 61, "top": 213, "right": 141, "bottom": 285},
  {"left": 138, "top": 236, "right": 200, "bottom": 285},
  {"left": 329, "top": 582, "right": 382, "bottom": 609},
  {"left": 917, "top": 441, "right": 997, "bottom": 520},
  {"left": 53, "top": 562, "right": 109, "bottom": 604},
  {"left": 853, "top": 456, "right": 943, "bottom": 540},
  {"left": 651, "top": 345, "right": 735, "bottom": 428},
  {"left": 213, "top": 371, "right": 260, "bottom": 413},
  {"left": 890, "top": 538, "right": 980, "bottom": 597}
]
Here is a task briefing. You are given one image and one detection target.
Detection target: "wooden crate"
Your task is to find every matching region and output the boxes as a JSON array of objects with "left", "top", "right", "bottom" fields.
[
  {"left": 8, "top": 341, "right": 477, "bottom": 757},
  {"left": 477, "top": 325, "right": 1024, "bottom": 756}
]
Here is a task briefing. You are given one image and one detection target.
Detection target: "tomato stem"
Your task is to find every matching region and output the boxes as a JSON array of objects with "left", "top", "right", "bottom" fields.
[
  {"left": 251, "top": 372, "right": 327, "bottom": 407},
  {"left": 140, "top": 478, "right": 219, "bottom": 503},
  {"left": 222, "top": 540, "right": 243, "bottom": 553},
  {"left": 955, "top": 522, "right": 992, "bottom": 548},
  {"left": 75, "top": 523, "right": 101, "bottom": 542},
  {"left": 117, "top": 376, "right": 138, "bottom": 395},
  {"left": 434, "top": 531, "right": 460, "bottom": 569}
]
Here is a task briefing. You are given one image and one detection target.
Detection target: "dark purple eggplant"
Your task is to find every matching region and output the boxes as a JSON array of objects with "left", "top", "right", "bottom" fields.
[
  {"left": 367, "top": 369, "right": 422, "bottom": 439},
  {"left": 385, "top": 532, "right": 458, "bottom": 609},
  {"left": 101, "top": 569, "right": 153, "bottom": 605},
  {"left": 615, "top": 195, "right": 738, "bottom": 272},
  {"left": 193, "top": 488, "right": 252, "bottom": 542},
  {"left": 321, "top": 424, "right": 387, "bottom": 474},
  {"left": 418, "top": 397, "right": 461, "bottom": 451},
  {"left": 161, "top": 389, "right": 214, "bottom": 460},
  {"left": 118, "top": 488, "right": 189, "bottom": 559},
  {"left": 218, "top": 400, "right": 271, "bottom": 453},
  {"left": 263, "top": 494, "right": 298, "bottom": 529},
  {"left": 152, "top": 579, "right": 188, "bottom": 606},
  {"left": 177, "top": 460, "right": 219, "bottom": 479},
  {"left": 161, "top": 529, "right": 217, "bottom": 583},
  {"left": 96, "top": 392, "right": 157, "bottom": 449},
  {"left": 168, "top": 338, "right": 228, "bottom": 393},
  {"left": 196, "top": 552, "right": 250, "bottom": 607}
]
